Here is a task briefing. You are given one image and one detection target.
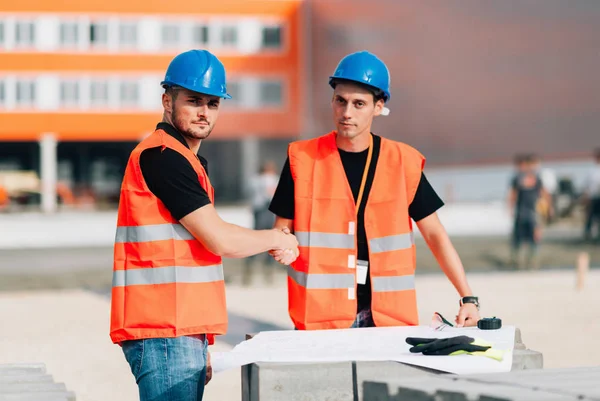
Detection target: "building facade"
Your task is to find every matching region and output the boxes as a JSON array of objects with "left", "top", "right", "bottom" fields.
[{"left": 0, "top": 0, "right": 305, "bottom": 209}]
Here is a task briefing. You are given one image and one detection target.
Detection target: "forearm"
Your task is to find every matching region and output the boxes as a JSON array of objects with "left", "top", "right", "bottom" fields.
[
  {"left": 180, "top": 205, "right": 281, "bottom": 259},
  {"left": 423, "top": 231, "right": 473, "bottom": 297},
  {"left": 217, "top": 223, "right": 279, "bottom": 258}
]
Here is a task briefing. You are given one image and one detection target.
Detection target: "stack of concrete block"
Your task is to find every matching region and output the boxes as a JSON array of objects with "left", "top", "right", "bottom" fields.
[
  {"left": 0, "top": 364, "right": 75, "bottom": 401},
  {"left": 362, "top": 366, "right": 600, "bottom": 401}
]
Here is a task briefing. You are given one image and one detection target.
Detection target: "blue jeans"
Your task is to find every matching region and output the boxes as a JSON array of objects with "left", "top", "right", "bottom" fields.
[{"left": 122, "top": 335, "right": 208, "bottom": 401}]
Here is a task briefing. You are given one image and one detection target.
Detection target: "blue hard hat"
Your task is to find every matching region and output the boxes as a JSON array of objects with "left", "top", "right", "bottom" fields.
[
  {"left": 329, "top": 51, "right": 391, "bottom": 102},
  {"left": 161, "top": 50, "right": 231, "bottom": 99}
]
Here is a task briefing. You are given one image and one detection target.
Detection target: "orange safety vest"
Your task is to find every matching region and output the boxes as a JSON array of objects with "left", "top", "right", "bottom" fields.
[
  {"left": 288, "top": 131, "right": 424, "bottom": 330},
  {"left": 110, "top": 129, "right": 227, "bottom": 345}
]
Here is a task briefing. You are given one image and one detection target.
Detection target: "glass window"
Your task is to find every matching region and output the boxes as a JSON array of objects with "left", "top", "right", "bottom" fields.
[
  {"left": 161, "top": 24, "right": 180, "bottom": 47},
  {"left": 15, "top": 22, "right": 35, "bottom": 46},
  {"left": 120, "top": 80, "right": 139, "bottom": 107},
  {"left": 16, "top": 80, "right": 35, "bottom": 106},
  {"left": 0, "top": 80, "right": 5, "bottom": 106},
  {"left": 90, "top": 80, "right": 109, "bottom": 106},
  {"left": 119, "top": 22, "right": 137, "bottom": 47},
  {"left": 193, "top": 25, "right": 209, "bottom": 46},
  {"left": 60, "top": 22, "right": 79, "bottom": 46},
  {"left": 60, "top": 80, "right": 79, "bottom": 106},
  {"left": 261, "top": 26, "right": 282, "bottom": 49},
  {"left": 90, "top": 22, "right": 109, "bottom": 47},
  {"left": 221, "top": 25, "right": 238, "bottom": 47},
  {"left": 259, "top": 81, "right": 282, "bottom": 106},
  {"left": 224, "top": 81, "right": 240, "bottom": 106}
]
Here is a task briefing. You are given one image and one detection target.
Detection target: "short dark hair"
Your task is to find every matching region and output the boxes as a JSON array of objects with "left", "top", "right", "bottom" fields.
[
  {"left": 595, "top": 148, "right": 600, "bottom": 161},
  {"left": 163, "top": 85, "right": 182, "bottom": 100},
  {"left": 330, "top": 78, "right": 386, "bottom": 103}
]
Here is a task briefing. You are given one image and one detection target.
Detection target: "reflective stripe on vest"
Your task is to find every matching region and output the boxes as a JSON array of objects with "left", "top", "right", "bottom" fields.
[
  {"left": 288, "top": 266, "right": 354, "bottom": 289},
  {"left": 115, "top": 223, "right": 194, "bottom": 243},
  {"left": 372, "top": 275, "right": 415, "bottom": 292},
  {"left": 113, "top": 264, "right": 224, "bottom": 287},
  {"left": 369, "top": 233, "right": 414, "bottom": 253},
  {"left": 295, "top": 231, "right": 354, "bottom": 249}
]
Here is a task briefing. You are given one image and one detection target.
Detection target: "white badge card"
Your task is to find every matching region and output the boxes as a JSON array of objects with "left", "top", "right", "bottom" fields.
[{"left": 356, "top": 260, "right": 368, "bottom": 285}]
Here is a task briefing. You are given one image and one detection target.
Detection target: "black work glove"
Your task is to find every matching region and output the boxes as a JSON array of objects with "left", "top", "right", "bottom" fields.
[{"left": 405, "top": 335, "right": 491, "bottom": 356}]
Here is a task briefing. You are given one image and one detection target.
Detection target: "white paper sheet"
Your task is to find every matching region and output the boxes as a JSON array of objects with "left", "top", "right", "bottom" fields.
[{"left": 211, "top": 325, "right": 515, "bottom": 375}]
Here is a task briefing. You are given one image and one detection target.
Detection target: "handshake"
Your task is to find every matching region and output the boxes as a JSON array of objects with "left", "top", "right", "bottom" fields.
[{"left": 269, "top": 227, "right": 299, "bottom": 265}]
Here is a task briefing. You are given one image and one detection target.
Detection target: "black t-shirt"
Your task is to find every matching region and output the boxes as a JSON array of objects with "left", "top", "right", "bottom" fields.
[
  {"left": 268, "top": 134, "right": 444, "bottom": 312},
  {"left": 139, "top": 122, "right": 211, "bottom": 220},
  {"left": 511, "top": 172, "right": 542, "bottom": 222}
]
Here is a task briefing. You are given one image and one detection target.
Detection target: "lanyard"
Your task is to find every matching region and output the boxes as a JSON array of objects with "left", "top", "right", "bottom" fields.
[{"left": 354, "top": 134, "right": 373, "bottom": 215}]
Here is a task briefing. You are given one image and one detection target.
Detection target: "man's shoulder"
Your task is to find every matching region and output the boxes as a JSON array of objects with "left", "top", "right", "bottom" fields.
[
  {"left": 379, "top": 136, "right": 425, "bottom": 164},
  {"left": 288, "top": 132, "right": 334, "bottom": 153}
]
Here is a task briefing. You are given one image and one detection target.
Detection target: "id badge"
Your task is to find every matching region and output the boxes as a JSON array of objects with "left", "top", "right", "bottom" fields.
[{"left": 356, "top": 260, "right": 368, "bottom": 285}]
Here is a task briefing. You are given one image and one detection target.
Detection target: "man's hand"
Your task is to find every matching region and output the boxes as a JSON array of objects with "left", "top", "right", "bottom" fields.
[
  {"left": 455, "top": 303, "right": 480, "bottom": 328},
  {"left": 270, "top": 227, "right": 299, "bottom": 265},
  {"left": 205, "top": 351, "right": 212, "bottom": 385}
]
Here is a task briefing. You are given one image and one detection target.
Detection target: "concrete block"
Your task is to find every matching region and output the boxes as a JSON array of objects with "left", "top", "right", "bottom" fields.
[
  {"left": 0, "top": 394, "right": 73, "bottom": 401},
  {"left": 362, "top": 376, "right": 579, "bottom": 401},
  {"left": 0, "top": 375, "right": 54, "bottom": 384},
  {"left": 243, "top": 361, "right": 354, "bottom": 401},
  {"left": 0, "top": 383, "right": 67, "bottom": 394},
  {"left": 512, "top": 349, "right": 543, "bottom": 370},
  {"left": 0, "top": 365, "right": 46, "bottom": 375}
]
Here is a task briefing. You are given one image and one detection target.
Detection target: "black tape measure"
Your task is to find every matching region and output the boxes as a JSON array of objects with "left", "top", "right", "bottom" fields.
[{"left": 477, "top": 317, "right": 502, "bottom": 330}]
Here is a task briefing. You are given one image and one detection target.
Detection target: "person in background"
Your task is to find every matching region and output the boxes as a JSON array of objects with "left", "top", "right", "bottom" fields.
[
  {"left": 243, "top": 161, "right": 280, "bottom": 283},
  {"left": 508, "top": 153, "right": 553, "bottom": 269},
  {"left": 582, "top": 148, "right": 600, "bottom": 242}
]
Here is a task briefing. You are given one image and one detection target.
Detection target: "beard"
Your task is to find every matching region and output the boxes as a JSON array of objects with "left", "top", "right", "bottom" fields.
[{"left": 172, "top": 107, "right": 214, "bottom": 140}]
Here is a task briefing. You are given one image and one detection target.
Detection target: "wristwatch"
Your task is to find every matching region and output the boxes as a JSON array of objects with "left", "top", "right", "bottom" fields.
[{"left": 459, "top": 296, "right": 480, "bottom": 310}]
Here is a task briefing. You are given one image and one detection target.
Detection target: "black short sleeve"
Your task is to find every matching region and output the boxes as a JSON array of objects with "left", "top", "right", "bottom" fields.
[
  {"left": 268, "top": 157, "right": 295, "bottom": 219},
  {"left": 408, "top": 173, "right": 445, "bottom": 222},
  {"left": 139, "top": 147, "right": 211, "bottom": 220}
]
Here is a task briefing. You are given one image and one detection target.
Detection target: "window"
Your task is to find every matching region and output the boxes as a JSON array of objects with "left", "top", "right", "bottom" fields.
[
  {"left": 161, "top": 23, "right": 180, "bottom": 47},
  {"left": 261, "top": 26, "right": 282, "bottom": 49},
  {"left": 90, "top": 80, "right": 109, "bottom": 106},
  {"left": 119, "top": 22, "right": 137, "bottom": 48},
  {"left": 60, "top": 80, "right": 79, "bottom": 106},
  {"left": 120, "top": 80, "right": 139, "bottom": 107},
  {"left": 0, "top": 81, "right": 5, "bottom": 106},
  {"left": 15, "top": 22, "right": 35, "bottom": 47},
  {"left": 60, "top": 22, "right": 79, "bottom": 46},
  {"left": 259, "top": 81, "right": 282, "bottom": 106},
  {"left": 90, "top": 22, "right": 109, "bottom": 47},
  {"left": 221, "top": 25, "right": 238, "bottom": 47},
  {"left": 16, "top": 80, "right": 35, "bottom": 106},
  {"left": 224, "top": 81, "right": 240, "bottom": 106},
  {"left": 193, "top": 25, "right": 209, "bottom": 46},
  {"left": 0, "top": 22, "right": 5, "bottom": 46}
]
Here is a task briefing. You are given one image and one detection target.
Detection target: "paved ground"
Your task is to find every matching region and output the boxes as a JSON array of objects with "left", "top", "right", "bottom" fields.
[{"left": 1, "top": 269, "right": 599, "bottom": 401}]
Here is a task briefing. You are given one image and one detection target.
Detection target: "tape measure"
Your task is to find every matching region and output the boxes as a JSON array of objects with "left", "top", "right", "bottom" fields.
[{"left": 477, "top": 317, "right": 502, "bottom": 330}]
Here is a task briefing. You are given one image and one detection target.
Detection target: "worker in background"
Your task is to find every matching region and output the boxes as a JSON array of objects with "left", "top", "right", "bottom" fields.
[
  {"left": 243, "top": 160, "right": 280, "bottom": 284},
  {"left": 110, "top": 49, "right": 298, "bottom": 401},
  {"left": 583, "top": 148, "right": 600, "bottom": 242},
  {"left": 508, "top": 153, "right": 553, "bottom": 269},
  {"left": 269, "top": 51, "right": 481, "bottom": 331}
]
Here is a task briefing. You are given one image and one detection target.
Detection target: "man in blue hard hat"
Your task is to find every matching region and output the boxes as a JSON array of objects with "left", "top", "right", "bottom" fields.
[
  {"left": 269, "top": 51, "right": 481, "bottom": 330},
  {"left": 114, "top": 49, "right": 299, "bottom": 401}
]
